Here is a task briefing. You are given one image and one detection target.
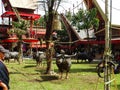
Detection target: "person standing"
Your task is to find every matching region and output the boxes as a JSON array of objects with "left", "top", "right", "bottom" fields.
[{"left": 0, "top": 45, "right": 10, "bottom": 90}]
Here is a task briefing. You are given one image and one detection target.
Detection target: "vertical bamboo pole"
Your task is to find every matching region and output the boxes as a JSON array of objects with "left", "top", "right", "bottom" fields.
[{"left": 104, "top": 0, "right": 111, "bottom": 90}]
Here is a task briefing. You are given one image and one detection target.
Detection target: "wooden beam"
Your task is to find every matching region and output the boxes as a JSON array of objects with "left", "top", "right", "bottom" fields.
[
  {"left": 92, "top": 0, "right": 106, "bottom": 21},
  {"left": 2, "top": 0, "right": 12, "bottom": 11}
]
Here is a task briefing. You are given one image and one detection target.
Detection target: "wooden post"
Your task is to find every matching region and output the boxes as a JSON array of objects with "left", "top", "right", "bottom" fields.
[{"left": 104, "top": 0, "right": 111, "bottom": 90}]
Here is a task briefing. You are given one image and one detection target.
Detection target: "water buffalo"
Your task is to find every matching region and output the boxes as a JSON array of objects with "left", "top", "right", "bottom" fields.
[
  {"left": 75, "top": 52, "right": 94, "bottom": 63},
  {"left": 4, "top": 51, "right": 19, "bottom": 63},
  {"left": 33, "top": 51, "right": 46, "bottom": 66},
  {"left": 56, "top": 50, "right": 72, "bottom": 79}
]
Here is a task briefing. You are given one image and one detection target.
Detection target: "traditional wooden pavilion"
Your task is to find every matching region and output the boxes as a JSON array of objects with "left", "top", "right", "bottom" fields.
[
  {"left": 84, "top": 0, "right": 120, "bottom": 40},
  {"left": 56, "top": 0, "right": 120, "bottom": 52},
  {"left": 0, "top": 0, "right": 41, "bottom": 50},
  {"left": 1, "top": 0, "right": 120, "bottom": 51},
  {"left": 1, "top": 0, "right": 40, "bottom": 32}
]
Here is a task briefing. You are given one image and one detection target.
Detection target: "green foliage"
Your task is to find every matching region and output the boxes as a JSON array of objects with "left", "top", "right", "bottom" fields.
[
  {"left": 65, "top": 11, "right": 72, "bottom": 21},
  {"left": 56, "top": 11, "right": 73, "bottom": 41},
  {"left": 56, "top": 30, "right": 69, "bottom": 42},
  {"left": 71, "top": 8, "right": 99, "bottom": 31},
  {"left": 92, "top": 18, "right": 99, "bottom": 31},
  {"left": 34, "top": 16, "right": 46, "bottom": 27},
  {"left": 8, "top": 19, "right": 29, "bottom": 63},
  {"left": 8, "top": 19, "right": 29, "bottom": 37},
  {"left": 12, "top": 20, "right": 28, "bottom": 31}
]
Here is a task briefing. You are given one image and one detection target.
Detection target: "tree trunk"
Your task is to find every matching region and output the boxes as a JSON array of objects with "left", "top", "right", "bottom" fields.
[
  {"left": 18, "top": 36, "right": 23, "bottom": 64},
  {"left": 45, "top": 41, "right": 53, "bottom": 74},
  {"left": 45, "top": 41, "right": 55, "bottom": 74}
]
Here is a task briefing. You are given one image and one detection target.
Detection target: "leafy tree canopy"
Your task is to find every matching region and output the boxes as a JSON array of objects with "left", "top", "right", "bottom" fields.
[{"left": 71, "top": 8, "right": 99, "bottom": 32}]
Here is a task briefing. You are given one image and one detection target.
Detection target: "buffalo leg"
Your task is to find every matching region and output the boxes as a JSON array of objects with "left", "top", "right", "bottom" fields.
[
  {"left": 77, "top": 59, "right": 79, "bottom": 63},
  {"left": 65, "top": 71, "right": 69, "bottom": 79},
  {"left": 59, "top": 72, "right": 63, "bottom": 79}
]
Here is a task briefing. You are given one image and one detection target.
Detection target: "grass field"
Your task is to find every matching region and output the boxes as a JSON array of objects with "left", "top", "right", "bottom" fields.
[{"left": 5, "top": 59, "right": 120, "bottom": 90}]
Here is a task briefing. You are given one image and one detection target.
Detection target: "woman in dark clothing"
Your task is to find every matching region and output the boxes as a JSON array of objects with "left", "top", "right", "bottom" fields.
[{"left": 0, "top": 46, "right": 10, "bottom": 90}]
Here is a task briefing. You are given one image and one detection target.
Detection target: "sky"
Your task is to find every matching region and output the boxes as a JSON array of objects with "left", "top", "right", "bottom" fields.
[
  {"left": 34, "top": 0, "right": 84, "bottom": 16},
  {"left": 96, "top": 0, "right": 120, "bottom": 25},
  {"left": 0, "top": 0, "right": 120, "bottom": 25}
]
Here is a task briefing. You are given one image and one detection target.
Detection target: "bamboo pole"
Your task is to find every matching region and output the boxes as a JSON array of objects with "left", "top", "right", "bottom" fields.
[{"left": 104, "top": 0, "right": 111, "bottom": 90}]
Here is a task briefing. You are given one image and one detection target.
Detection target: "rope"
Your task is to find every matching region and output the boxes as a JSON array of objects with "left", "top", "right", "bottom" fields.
[
  {"left": 105, "top": 78, "right": 115, "bottom": 85},
  {"left": 95, "top": 62, "right": 118, "bottom": 90}
]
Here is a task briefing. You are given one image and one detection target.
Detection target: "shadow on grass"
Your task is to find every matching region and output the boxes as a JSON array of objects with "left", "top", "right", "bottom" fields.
[
  {"left": 117, "top": 85, "right": 120, "bottom": 89},
  {"left": 70, "top": 68, "right": 96, "bottom": 73},
  {"left": 53, "top": 67, "right": 96, "bottom": 74},
  {"left": 9, "top": 66, "right": 39, "bottom": 75},
  {"left": 26, "top": 74, "right": 58, "bottom": 83},
  {"left": 9, "top": 71, "right": 39, "bottom": 75},
  {"left": 24, "top": 65, "right": 36, "bottom": 68},
  {"left": 111, "top": 84, "right": 120, "bottom": 90},
  {"left": 9, "top": 71, "right": 22, "bottom": 74},
  {"left": 40, "top": 75, "right": 58, "bottom": 82},
  {"left": 26, "top": 75, "right": 58, "bottom": 83}
]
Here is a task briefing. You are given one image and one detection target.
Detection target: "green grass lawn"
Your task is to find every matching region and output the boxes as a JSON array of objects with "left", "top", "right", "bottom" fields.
[{"left": 5, "top": 59, "right": 120, "bottom": 90}]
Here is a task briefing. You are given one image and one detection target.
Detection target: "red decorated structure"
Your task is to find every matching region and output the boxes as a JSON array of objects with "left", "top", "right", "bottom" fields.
[
  {"left": 0, "top": 0, "right": 42, "bottom": 50},
  {"left": 1, "top": 0, "right": 120, "bottom": 51},
  {"left": 1, "top": 11, "right": 40, "bottom": 20}
]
